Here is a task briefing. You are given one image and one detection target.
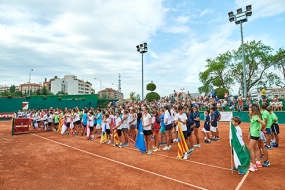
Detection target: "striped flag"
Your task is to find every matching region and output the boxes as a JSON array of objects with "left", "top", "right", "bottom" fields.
[
  {"left": 58, "top": 118, "right": 64, "bottom": 132},
  {"left": 100, "top": 124, "right": 107, "bottom": 143},
  {"left": 60, "top": 120, "right": 67, "bottom": 134},
  {"left": 177, "top": 122, "right": 189, "bottom": 159},
  {"left": 113, "top": 128, "right": 120, "bottom": 145},
  {"left": 230, "top": 122, "right": 250, "bottom": 173}
]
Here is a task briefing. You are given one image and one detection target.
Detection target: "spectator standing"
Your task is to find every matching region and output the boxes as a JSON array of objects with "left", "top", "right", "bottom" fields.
[
  {"left": 224, "top": 91, "right": 228, "bottom": 101},
  {"left": 261, "top": 87, "right": 267, "bottom": 100},
  {"left": 215, "top": 96, "right": 220, "bottom": 102},
  {"left": 211, "top": 90, "right": 215, "bottom": 98}
]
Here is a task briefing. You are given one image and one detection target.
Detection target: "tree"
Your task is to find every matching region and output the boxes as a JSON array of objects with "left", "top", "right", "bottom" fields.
[
  {"left": 10, "top": 85, "right": 16, "bottom": 93},
  {"left": 35, "top": 89, "right": 41, "bottom": 95},
  {"left": 1, "top": 90, "right": 11, "bottom": 96},
  {"left": 14, "top": 91, "right": 23, "bottom": 97},
  {"left": 130, "top": 91, "right": 136, "bottom": 101},
  {"left": 230, "top": 40, "right": 282, "bottom": 94},
  {"left": 215, "top": 88, "right": 228, "bottom": 99},
  {"left": 135, "top": 94, "right": 140, "bottom": 101},
  {"left": 198, "top": 51, "right": 234, "bottom": 94},
  {"left": 145, "top": 92, "right": 160, "bottom": 102},
  {"left": 101, "top": 94, "right": 108, "bottom": 100},
  {"left": 146, "top": 81, "right": 156, "bottom": 91},
  {"left": 56, "top": 90, "right": 68, "bottom": 95},
  {"left": 273, "top": 48, "right": 285, "bottom": 87},
  {"left": 41, "top": 86, "right": 48, "bottom": 95},
  {"left": 130, "top": 91, "right": 140, "bottom": 101}
]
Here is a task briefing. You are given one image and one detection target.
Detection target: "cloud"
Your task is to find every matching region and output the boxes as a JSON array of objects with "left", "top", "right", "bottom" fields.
[
  {"left": 235, "top": 0, "right": 285, "bottom": 18},
  {"left": 1, "top": 0, "right": 284, "bottom": 99},
  {"left": 199, "top": 8, "right": 213, "bottom": 17},
  {"left": 162, "top": 25, "right": 190, "bottom": 34},
  {"left": 0, "top": 0, "right": 164, "bottom": 95},
  {"left": 175, "top": 16, "right": 189, "bottom": 24}
]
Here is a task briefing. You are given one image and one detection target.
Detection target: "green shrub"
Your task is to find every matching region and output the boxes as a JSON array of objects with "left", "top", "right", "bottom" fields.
[
  {"left": 146, "top": 92, "right": 160, "bottom": 102},
  {"left": 146, "top": 82, "right": 156, "bottom": 92}
]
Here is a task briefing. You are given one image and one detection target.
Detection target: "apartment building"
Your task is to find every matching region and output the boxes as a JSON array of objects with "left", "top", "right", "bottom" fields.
[
  {"left": 50, "top": 75, "right": 92, "bottom": 95},
  {"left": 19, "top": 83, "right": 41, "bottom": 94},
  {"left": 0, "top": 85, "right": 10, "bottom": 93},
  {"left": 98, "top": 88, "right": 124, "bottom": 99}
]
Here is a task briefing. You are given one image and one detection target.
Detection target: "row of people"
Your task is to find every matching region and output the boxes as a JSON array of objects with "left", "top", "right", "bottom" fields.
[{"left": 247, "top": 103, "right": 280, "bottom": 172}]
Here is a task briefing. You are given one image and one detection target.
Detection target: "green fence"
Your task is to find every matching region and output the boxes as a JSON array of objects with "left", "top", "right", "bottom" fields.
[{"left": 0, "top": 94, "right": 98, "bottom": 112}]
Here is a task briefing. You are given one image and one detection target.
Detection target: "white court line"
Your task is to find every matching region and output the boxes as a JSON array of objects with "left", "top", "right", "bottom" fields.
[
  {"left": 73, "top": 135, "right": 231, "bottom": 171},
  {"left": 235, "top": 171, "right": 249, "bottom": 190},
  {"left": 31, "top": 133, "right": 207, "bottom": 190}
]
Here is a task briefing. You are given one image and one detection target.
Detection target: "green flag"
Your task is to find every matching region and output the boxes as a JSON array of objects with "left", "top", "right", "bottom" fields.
[{"left": 230, "top": 122, "right": 250, "bottom": 173}]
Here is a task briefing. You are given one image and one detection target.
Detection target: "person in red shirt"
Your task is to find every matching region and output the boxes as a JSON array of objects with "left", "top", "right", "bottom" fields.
[{"left": 238, "top": 99, "right": 243, "bottom": 112}]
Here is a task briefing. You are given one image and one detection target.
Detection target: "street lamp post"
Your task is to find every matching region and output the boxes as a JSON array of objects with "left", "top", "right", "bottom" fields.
[
  {"left": 136, "top": 43, "right": 148, "bottom": 101},
  {"left": 228, "top": 5, "right": 252, "bottom": 98},
  {"left": 94, "top": 78, "right": 102, "bottom": 97},
  {"left": 112, "top": 83, "right": 120, "bottom": 99},
  {"left": 28, "top": 69, "right": 33, "bottom": 96},
  {"left": 102, "top": 85, "right": 108, "bottom": 100}
]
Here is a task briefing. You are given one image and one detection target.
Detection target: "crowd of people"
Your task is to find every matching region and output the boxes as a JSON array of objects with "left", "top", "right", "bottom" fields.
[
  {"left": 13, "top": 95, "right": 281, "bottom": 174},
  {"left": 14, "top": 101, "right": 223, "bottom": 158},
  {"left": 176, "top": 92, "right": 284, "bottom": 112}
]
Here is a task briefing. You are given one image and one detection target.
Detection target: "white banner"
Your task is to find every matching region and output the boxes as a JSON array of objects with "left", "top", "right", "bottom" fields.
[{"left": 220, "top": 112, "right": 233, "bottom": 122}]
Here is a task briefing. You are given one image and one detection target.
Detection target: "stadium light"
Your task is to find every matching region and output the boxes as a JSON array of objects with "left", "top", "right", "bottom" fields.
[
  {"left": 237, "top": 8, "right": 242, "bottom": 14},
  {"left": 246, "top": 5, "right": 252, "bottom": 11},
  {"left": 246, "top": 11, "right": 252, "bottom": 16},
  {"left": 136, "top": 42, "right": 148, "bottom": 100},
  {"left": 228, "top": 5, "right": 252, "bottom": 98},
  {"left": 229, "top": 17, "right": 235, "bottom": 22}
]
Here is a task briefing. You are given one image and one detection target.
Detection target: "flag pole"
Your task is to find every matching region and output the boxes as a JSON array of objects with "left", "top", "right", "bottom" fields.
[
  {"left": 230, "top": 121, "right": 233, "bottom": 174},
  {"left": 231, "top": 147, "right": 233, "bottom": 174}
]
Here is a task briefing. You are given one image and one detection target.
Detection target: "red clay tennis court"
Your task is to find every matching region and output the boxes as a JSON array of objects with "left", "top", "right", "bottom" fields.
[{"left": 0, "top": 120, "right": 284, "bottom": 190}]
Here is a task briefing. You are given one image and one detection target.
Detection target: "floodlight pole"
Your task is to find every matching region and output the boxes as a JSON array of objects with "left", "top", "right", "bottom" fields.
[
  {"left": 136, "top": 43, "right": 148, "bottom": 101},
  {"left": 142, "top": 52, "right": 144, "bottom": 101},
  {"left": 240, "top": 22, "right": 247, "bottom": 98},
  {"left": 228, "top": 5, "right": 252, "bottom": 98},
  {"left": 28, "top": 69, "right": 33, "bottom": 96}
]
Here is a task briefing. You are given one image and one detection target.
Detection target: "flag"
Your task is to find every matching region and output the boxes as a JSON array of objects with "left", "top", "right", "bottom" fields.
[
  {"left": 177, "top": 122, "right": 189, "bottom": 159},
  {"left": 86, "top": 124, "right": 90, "bottom": 137},
  {"left": 135, "top": 121, "right": 146, "bottom": 154},
  {"left": 230, "top": 122, "right": 250, "bottom": 173},
  {"left": 100, "top": 124, "right": 107, "bottom": 143},
  {"left": 61, "top": 121, "right": 67, "bottom": 134},
  {"left": 58, "top": 118, "right": 64, "bottom": 132},
  {"left": 113, "top": 128, "right": 120, "bottom": 145},
  {"left": 127, "top": 134, "right": 135, "bottom": 144}
]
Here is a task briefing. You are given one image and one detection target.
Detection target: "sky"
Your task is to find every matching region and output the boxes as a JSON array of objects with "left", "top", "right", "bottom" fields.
[{"left": 1, "top": 0, "right": 285, "bottom": 98}]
